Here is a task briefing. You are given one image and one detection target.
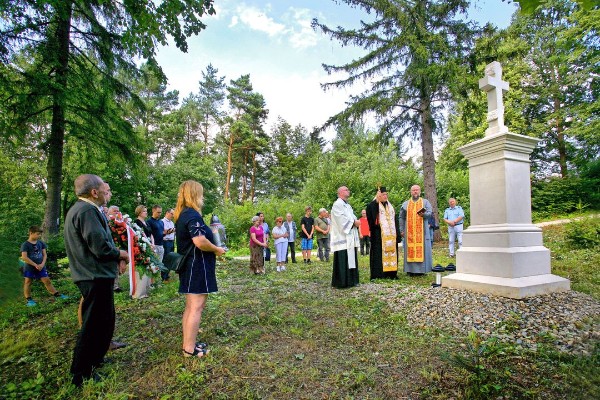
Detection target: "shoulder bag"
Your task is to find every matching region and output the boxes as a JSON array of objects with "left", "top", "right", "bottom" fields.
[{"left": 163, "top": 244, "right": 194, "bottom": 273}]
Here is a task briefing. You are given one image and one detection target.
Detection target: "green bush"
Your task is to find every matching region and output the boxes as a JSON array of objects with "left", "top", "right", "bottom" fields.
[
  {"left": 44, "top": 234, "right": 66, "bottom": 274},
  {"left": 565, "top": 218, "right": 600, "bottom": 250},
  {"left": 531, "top": 177, "right": 600, "bottom": 218},
  {"left": 434, "top": 167, "right": 470, "bottom": 223},
  {"left": 212, "top": 197, "right": 307, "bottom": 252}
]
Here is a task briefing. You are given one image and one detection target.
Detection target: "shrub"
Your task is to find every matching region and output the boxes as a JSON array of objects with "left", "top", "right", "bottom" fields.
[
  {"left": 565, "top": 218, "right": 600, "bottom": 250},
  {"left": 44, "top": 234, "right": 66, "bottom": 274},
  {"left": 531, "top": 177, "right": 600, "bottom": 218}
]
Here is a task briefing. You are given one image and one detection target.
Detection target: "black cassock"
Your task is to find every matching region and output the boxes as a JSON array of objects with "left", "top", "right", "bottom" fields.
[{"left": 366, "top": 200, "right": 400, "bottom": 280}]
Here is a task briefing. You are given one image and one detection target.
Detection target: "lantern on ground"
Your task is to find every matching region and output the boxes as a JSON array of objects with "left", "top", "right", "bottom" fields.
[
  {"left": 432, "top": 264, "right": 445, "bottom": 287},
  {"left": 210, "top": 215, "right": 228, "bottom": 250}
]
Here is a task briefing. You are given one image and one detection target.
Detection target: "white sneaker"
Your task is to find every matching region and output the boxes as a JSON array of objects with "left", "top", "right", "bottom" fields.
[
  {"left": 276, "top": 266, "right": 281, "bottom": 272},
  {"left": 281, "top": 266, "right": 286, "bottom": 271}
]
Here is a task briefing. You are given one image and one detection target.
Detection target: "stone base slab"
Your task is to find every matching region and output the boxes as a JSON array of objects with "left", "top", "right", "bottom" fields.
[
  {"left": 442, "top": 273, "right": 570, "bottom": 299},
  {"left": 457, "top": 245, "right": 551, "bottom": 278}
]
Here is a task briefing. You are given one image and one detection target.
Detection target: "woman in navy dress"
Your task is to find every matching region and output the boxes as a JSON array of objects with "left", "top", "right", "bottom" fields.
[{"left": 174, "top": 180, "right": 226, "bottom": 358}]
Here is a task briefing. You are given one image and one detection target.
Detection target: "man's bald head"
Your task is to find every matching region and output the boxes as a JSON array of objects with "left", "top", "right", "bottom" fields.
[
  {"left": 338, "top": 186, "right": 350, "bottom": 201},
  {"left": 410, "top": 185, "right": 421, "bottom": 200}
]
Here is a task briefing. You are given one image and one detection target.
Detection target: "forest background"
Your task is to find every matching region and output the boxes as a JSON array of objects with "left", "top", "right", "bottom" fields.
[{"left": 0, "top": 0, "right": 598, "bottom": 302}]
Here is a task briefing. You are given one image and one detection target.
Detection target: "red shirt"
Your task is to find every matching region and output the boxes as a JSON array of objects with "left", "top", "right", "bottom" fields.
[{"left": 359, "top": 216, "right": 370, "bottom": 237}]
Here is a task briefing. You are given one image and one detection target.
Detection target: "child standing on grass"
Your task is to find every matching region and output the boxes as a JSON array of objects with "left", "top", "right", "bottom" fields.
[{"left": 20, "top": 225, "right": 68, "bottom": 307}]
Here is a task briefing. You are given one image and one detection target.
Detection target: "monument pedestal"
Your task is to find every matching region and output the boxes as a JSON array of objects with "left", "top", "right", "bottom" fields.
[{"left": 442, "top": 132, "right": 570, "bottom": 298}]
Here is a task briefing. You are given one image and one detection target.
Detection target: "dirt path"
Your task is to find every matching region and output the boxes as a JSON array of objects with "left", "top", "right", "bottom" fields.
[{"left": 535, "top": 214, "right": 599, "bottom": 227}]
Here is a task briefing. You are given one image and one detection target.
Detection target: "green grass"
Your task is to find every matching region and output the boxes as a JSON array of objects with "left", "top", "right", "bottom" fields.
[{"left": 0, "top": 220, "right": 598, "bottom": 399}]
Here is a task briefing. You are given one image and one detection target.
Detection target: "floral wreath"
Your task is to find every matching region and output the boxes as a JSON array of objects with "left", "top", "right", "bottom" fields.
[{"left": 108, "top": 212, "right": 161, "bottom": 277}]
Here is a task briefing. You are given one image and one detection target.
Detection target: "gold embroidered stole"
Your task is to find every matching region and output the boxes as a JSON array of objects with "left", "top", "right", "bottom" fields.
[
  {"left": 379, "top": 202, "right": 398, "bottom": 272},
  {"left": 406, "top": 198, "right": 424, "bottom": 262}
]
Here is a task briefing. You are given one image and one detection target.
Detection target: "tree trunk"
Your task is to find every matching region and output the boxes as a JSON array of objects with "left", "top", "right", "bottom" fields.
[
  {"left": 224, "top": 131, "right": 233, "bottom": 201},
  {"left": 250, "top": 152, "right": 257, "bottom": 201},
  {"left": 202, "top": 117, "right": 209, "bottom": 154},
  {"left": 241, "top": 151, "right": 248, "bottom": 202},
  {"left": 554, "top": 97, "right": 567, "bottom": 177},
  {"left": 420, "top": 97, "right": 442, "bottom": 242},
  {"left": 62, "top": 188, "right": 69, "bottom": 224},
  {"left": 42, "top": 2, "right": 72, "bottom": 240}
]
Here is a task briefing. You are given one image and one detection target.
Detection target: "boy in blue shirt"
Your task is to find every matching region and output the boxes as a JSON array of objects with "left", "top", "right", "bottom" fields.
[{"left": 20, "top": 225, "right": 68, "bottom": 306}]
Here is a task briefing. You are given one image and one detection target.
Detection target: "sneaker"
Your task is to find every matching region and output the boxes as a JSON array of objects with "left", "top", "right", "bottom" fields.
[
  {"left": 276, "top": 266, "right": 281, "bottom": 272},
  {"left": 26, "top": 299, "right": 37, "bottom": 307},
  {"left": 109, "top": 340, "right": 128, "bottom": 351},
  {"left": 307, "top": 259, "right": 311, "bottom": 264},
  {"left": 281, "top": 266, "right": 286, "bottom": 271},
  {"left": 114, "top": 287, "right": 123, "bottom": 293}
]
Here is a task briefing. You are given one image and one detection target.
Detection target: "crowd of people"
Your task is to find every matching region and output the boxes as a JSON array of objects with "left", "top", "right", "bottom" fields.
[
  {"left": 246, "top": 184, "right": 465, "bottom": 288},
  {"left": 19, "top": 173, "right": 465, "bottom": 387}
]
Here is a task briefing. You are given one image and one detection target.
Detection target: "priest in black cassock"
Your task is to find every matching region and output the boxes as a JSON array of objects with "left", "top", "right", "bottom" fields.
[{"left": 366, "top": 186, "right": 401, "bottom": 280}]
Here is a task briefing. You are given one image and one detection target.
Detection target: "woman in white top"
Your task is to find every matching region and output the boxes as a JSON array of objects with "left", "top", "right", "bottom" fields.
[{"left": 271, "top": 217, "right": 289, "bottom": 272}]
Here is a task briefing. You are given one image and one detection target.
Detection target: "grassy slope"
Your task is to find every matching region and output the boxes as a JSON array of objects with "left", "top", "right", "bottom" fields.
[{"left": 0, "top": 222, "right": 598, "bottom": 399}]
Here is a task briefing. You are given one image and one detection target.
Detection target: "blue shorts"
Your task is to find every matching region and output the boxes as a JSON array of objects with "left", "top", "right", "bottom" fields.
[
  {"left": 23, "top": 266, "right": 49, "bottom": 279},
  {"left": 301, "top": 238, "right": 313, "bottom": 250}
]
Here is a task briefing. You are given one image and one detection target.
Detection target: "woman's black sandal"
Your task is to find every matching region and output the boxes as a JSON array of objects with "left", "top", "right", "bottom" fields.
[
  {"left": 196, "top": 342, "right": 208, "bottom": 350},
  {"left": 183, "top": 347, "right": 209, "bottom": 358}
]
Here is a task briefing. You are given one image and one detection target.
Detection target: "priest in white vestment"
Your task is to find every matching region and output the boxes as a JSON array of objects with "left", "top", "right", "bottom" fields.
[{"left": 330, "top": 186, "right": 360, "bottom": 288}]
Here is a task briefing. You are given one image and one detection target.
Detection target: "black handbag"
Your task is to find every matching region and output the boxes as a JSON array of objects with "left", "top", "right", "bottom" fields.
[{"left": 163, "top": 245, "right": 194, "bottom": 273}]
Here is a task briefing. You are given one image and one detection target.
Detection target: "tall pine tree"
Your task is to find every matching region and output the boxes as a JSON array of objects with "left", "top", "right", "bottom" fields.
[
  {"left": 0, "top": 0, "right": 215, "bottom": 237},
  {"left": 313, "top": 0, "right": 477, "bottom": 237}
]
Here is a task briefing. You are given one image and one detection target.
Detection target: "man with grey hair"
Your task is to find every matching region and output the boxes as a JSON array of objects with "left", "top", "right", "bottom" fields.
[
  {"left": 314, "top": 208, "right": 331, "bottom": 262},
  {"left": 330, "top": 186, "right": 360, "bottom": 288},
  {"left": 443, "top": 198, "right": 464, "bottom": 258},
  {"left": 398, "top": 185, "right": 433, "bottom": 275},
  {"left": 64, "top": 174, "right": 129, "bottom": 387},
  {"left": 107, "top": 205, "right": 120, "bottom": 217},
  {"left": 283, "top": 213, "right": 297, "bottom": 263}
]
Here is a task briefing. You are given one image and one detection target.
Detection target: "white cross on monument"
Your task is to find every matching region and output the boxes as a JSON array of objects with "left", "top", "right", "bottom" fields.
[{"left": 479, "top": 61, "right": 509, "bottom": 136}]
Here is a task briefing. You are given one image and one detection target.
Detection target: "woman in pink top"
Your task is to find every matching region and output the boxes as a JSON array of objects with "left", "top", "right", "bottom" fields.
[{"left": 249, "top": 215, "right": 267, "bottom": 274}]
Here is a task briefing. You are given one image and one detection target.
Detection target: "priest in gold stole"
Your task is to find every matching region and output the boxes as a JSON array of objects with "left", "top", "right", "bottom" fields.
[
  {"left": 366, "top": 186, "right": 400, "bottom": 280},
  {"left": 398, "top": 185, "right": 433, "bottom": 275}
]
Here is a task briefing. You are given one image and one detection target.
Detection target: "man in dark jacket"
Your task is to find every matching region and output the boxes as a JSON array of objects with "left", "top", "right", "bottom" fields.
[{"left": 64, "top": 174, "right": 128, "bottom": 387}]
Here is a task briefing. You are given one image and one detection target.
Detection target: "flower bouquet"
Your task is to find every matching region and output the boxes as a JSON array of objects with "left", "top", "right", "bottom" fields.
[{"left": 109, "top": 213, "right": 161, "bottom": 278}]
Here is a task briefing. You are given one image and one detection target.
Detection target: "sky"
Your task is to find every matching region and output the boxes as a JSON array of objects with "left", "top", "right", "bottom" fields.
[{"left": 155, "top": 0, "right": 519, "bottom": 143}]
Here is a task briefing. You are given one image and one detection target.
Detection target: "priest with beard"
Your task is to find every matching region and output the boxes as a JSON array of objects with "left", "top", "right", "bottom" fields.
[
  {"left": 366, "top": 186, "right": 400, "bottom": 280},
  {"left": 399, "top": 185, "right": 433, "bottom": 275}
]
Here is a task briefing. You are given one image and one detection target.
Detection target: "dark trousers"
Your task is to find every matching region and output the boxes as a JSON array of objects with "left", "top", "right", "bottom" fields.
[
  {"left": 71, "top": 278, "right": 115, "bottom": 381},
  {"left": 162, "top": 240, "right": 175, "bottom": 280},
  {"left": 360, "top": 236, "right": 371, "bottom": 255},
  {"left": 163, "top": 240, "right": 174, "bottom": 255},
  {"left": 317, "top": 237, "right": 330, "bottom": 261},
  {"left": 286, "top": 241, "right": 296, "bottom": 262}
]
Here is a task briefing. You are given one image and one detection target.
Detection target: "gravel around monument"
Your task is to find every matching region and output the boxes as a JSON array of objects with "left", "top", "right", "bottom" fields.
[{"left": 359, "top": 284, "right": 599, "bottom": 355}]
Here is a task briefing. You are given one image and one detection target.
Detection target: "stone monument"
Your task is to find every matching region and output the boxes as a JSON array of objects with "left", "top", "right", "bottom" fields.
[{"left": 442, "top": 61, "right": 570, "bottom": 298}]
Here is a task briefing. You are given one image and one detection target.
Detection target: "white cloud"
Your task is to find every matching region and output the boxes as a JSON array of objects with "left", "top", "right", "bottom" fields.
[
  {"left": 235, "top": 4, "right": 286, "bottom": 37},
  {"left": 229, "top": 15, "right": 239, "bottom": 28},
  {"left": 248, "top": 69, "right": 371, "bottom": 143},
  {"left": 287, "top": 7, "right": 319, "bottom": 49}
]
